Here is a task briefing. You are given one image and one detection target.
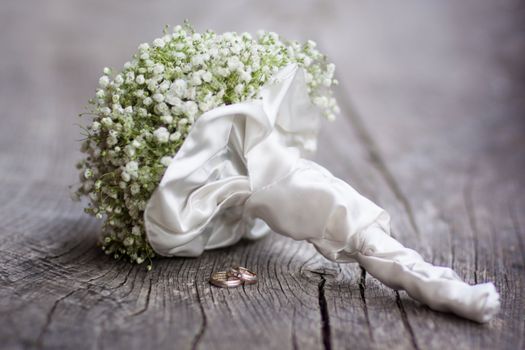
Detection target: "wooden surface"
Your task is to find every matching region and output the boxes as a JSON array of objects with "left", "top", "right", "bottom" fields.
[{"left": 1, "top": 1, "right": 524, "bottom": 349}]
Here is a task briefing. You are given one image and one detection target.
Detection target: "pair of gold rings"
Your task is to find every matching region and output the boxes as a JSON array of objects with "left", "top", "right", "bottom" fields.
[{"left": 209, "top": 266, "right": 257, "bottom": 288}]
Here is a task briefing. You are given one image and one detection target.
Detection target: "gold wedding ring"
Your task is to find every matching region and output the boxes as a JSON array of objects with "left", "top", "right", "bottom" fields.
[
  {"left": 209, "top": 271, "right": 242, "bottom": 288},
  {"left": 209, "top": 266, "right": 258, "bottom": 288},
  {"left": 230, "top": 266, "right": 258, "bottom": 285}
]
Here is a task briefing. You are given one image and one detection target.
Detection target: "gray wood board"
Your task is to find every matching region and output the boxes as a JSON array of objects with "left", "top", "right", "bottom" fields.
[{"left": 0, "top": 1, "right": 524, "bottom": 349}]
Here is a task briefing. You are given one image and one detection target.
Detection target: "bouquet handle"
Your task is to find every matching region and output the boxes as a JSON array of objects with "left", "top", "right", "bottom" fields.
[{"left": 244, "top": 158, "right": 500, "bottom": 323}]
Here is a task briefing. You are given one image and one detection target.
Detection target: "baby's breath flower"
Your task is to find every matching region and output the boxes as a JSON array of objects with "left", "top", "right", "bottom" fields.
[
  {"left": 135, "top": 75, "right": 145, "bottom": 84},
  {"left": 99, "top": 76, "right": 110, "bottom": 87},
  {"left": 160, "top": 115, "right": 173, "bottom": 124},
  {"left": 125, "top": 161, "right": 139, "bottom": 178},
  {"left": 152, "top": 38, "right": 165, "bottom": 48},
  {"left": 152, "top": 93, "right": 164, "bottom": 103},
  {"left": 143, "top": 97, "right": 152, "bottom": 106},
  {"left": 121, "top": 171, "right": 131, "bottom": 182},
  {"left": 170, "top": 131, "right": 182, "bottom": 141},
  {"left": 91, "top": 121, "right": 101, "bottom": 131},
  {"left": 170, "top": 79, "right": 187, "bottom": 98},
  {"left": 130, "top": 183, "right": 140, "bottom": 195},
  {"left": 153, "top": 127, "right": 170, "bottom": 143},
  {"left": 75, "top": 23, "right": 338, "bottom": 267},
  {"left": 114, "top": 74, "right": 124, "bottom": 86},
  {"left": 160, "top": 156, "right": 173, "bottom": 167}
]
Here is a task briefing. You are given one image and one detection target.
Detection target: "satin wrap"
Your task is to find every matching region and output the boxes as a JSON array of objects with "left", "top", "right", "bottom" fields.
[{"left": 144, "top": 64, "right": 500, "bottom": 323}]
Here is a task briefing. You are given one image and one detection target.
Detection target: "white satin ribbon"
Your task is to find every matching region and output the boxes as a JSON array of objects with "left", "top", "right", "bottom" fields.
[{"left": 144, "top": 64, "right": 500, "bottom": 323}]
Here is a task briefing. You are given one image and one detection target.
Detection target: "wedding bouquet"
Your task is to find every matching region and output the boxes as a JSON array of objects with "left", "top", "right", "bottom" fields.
[
  {"left": 75, "top": 23, "right": 499, "bottom": 323},
  {"left": 75, "top": 24, "right": 338, "bottom": 268}
]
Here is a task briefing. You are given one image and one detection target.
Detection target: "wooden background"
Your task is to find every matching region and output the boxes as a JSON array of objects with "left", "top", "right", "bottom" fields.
[{"left": 1, "top": 1, "right": 524, "bottom": 349}]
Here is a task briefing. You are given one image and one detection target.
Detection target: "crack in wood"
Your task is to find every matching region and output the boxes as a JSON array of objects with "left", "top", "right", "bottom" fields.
[
  {"left": 395, "top": 291, "right": 419, "bottom": 350},
  {"left": 127, "top": 277, "right": 152, "bottom": 318},
  {"left": 191, "top": 280, "right": 207, "bottom": 350},
  {"left": 291, "top": 308, "right": 299, "bottom": 350},
  {"left": 337, "top": 88, "right": 421, "bottom": 238},
  {"left": 33, "top": 269, "right": 136, "bottom": 348},
  {"left": 107, "top": 265, "right": 135, "bottom": 290},
  {"left": 36, "top": 289, "right": 76, "bottom": 348},
  {"left": 317, "top": 273, "right": 332, "bottom": 350},
  {"left": 359, "top": 267, "right": 374, "bottom": 342}
]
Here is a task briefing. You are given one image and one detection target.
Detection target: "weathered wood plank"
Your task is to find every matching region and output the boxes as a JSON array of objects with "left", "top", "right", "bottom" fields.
[{"left": 0, "top": 1, "right": 524, "bottom": 350}]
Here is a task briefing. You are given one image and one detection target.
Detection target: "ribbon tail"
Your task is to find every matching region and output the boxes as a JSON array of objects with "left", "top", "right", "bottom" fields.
[
  {"left": 245, "top": 157, "right": 500, "bottom": 323},
  {"left": 354, "top": 224, "right": 500, "bottom": 323}
]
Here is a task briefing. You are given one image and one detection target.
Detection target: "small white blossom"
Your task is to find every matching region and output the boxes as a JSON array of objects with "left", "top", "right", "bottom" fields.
[
  {"left": 231, "top": 44, "right": 241, "bottom": 54},
  {"left": 155, "top": 102, "right": 169, "bottom": 115},
  {"left": 191, "top": 74, "right": 202, "bottom": 86},
  {"left": 114, "top": 74, "right": 124, "bottom": 85},
  {"left": 152, "top": 38, "right": 165, "bottom": 48},
  {"left": 160, "top": 156, "right": 173, "bottom": 166},
  {"left": 147, "top": 80, "right": 157, "bottom": 92},
  {"left": 121, "top": 171, "right": 131, "bottom": 182},
  {"left": 137, "top": 107, "right": 147, "bottom": 117},
  {"left": 143, "top": 97, "right": 152, "bottom": 106},
  {"left": 130, "top": 183, "right": 140, "bottom": 195},
  {"left": 91, "top": 121, "right": 101, "bottom": 131},
  {"left": 173, "top": 52, "right": 186, "bottom": 59},
  {"left": 153, "top": 127, "right": 170, "bottom": 143},
  {"left": 153, "top": 64, "right": 165, "bottom": 75},
  {"left": 126, "top": 71, "right": 135, "bottom": 83},
  {"left": 152, "top": 93, "right": 164, "bottom": 103},
  {"left": 234, "top": 83, "right": 244, "bottom": 95},
  {"left": 123, "top": 236, "right": 134, "bottom": 246},
  {"left": 170, "top": 131, "right": 182, "bottom": 141},
  {"left": 202, "top": 71, "right": 213, "bottom": 83},
  {"left": 192, "top": 55, "right": 205, "bottom": 67},
  {"left": 239, "top": 70, "right": 251, "bottom": 82},
  {"left": 125, "top": 161, "right": 139, "bottom": 178},
  {"left": 160, "top": 115, "right": 173, "bottom": 124},
  {"left": 107, "top": 134, "right": 118, "bottom": 146},
  {"left": 138, "top": 43, "right": 150, "bottom": 51},
  {"left": 124, "top": 145, "right": 135, "bottom": 157},
  {"left": 132, "top": 226, "right": 141, "bottom": 236},
  {"left": 169, "top": 79, "right": 187, "bottom": 98},
  {"left": 199, "top": 99, "right": 213, "bottom": 112},
  {"left": 227, "top": 56, "right": 243, "bottom": 71},
  {"left": 183, "top": 101, "right": 198, "bottom": 119},
  {"left": 99, "top": 76, "right": 110, "bottom": 87},
  {"left": 159, "top": 80, "right": 170, "bottom": 92},
  {"left": 135, "top": 75, "right": 145, "bottom": 84},
  {"left": 101, "top": 117, "right": 113, "bottom": 127}
]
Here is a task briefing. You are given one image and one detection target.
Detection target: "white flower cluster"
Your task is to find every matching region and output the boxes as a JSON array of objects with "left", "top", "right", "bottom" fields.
[{"left": 75, "top": 24, "right": 339, "bottom": 268}]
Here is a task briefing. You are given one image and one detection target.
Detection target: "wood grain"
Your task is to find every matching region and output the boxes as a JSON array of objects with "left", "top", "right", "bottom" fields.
[{"left": 0, "top": 1, "right": 524, "bottom": 349}]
